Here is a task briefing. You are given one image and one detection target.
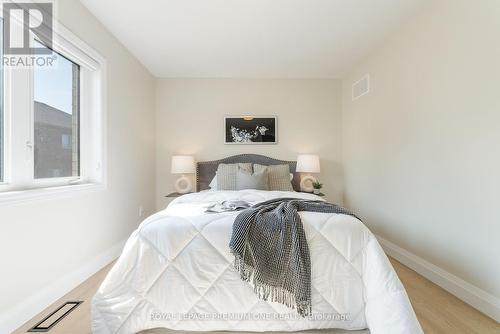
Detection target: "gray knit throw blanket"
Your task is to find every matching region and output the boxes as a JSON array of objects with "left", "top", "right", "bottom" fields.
[{"left": 229, "top": 198, "right": 358, "bottom": 317}]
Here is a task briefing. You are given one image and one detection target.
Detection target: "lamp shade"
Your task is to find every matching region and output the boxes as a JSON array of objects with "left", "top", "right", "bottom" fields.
[
  {"left": 296, "top": 154, "right": 320, "bottom": 173},
  {"left": 171, "top": 155, "right": 195, "bottom": 174}
]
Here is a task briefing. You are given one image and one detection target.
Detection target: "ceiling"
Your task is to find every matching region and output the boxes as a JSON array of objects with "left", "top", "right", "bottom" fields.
[{"left": 79, "top": 0, "right": 427, "bottom": 78}]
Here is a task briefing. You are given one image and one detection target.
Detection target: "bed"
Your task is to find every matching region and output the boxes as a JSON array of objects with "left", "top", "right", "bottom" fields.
[{"left": 91, "top": 154, "right": 423, "bottom": 334}]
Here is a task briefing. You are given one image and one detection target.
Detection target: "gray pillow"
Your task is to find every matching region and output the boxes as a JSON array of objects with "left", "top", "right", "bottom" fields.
[
  {"left": 216, "top": 163, "right": 252, "bottom": 190},
  {"left": 253, "top": 164, "right": 294, "bottom": 191},
  {"left": 235, "top": 169, "right": 269, "bottom": 190}
]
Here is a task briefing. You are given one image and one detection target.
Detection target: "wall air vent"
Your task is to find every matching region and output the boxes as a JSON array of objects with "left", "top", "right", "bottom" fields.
[{"left": 352, "top": 74, "right": 370, "bottom": 101}]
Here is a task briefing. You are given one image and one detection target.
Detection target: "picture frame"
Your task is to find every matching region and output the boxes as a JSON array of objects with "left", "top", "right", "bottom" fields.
[{"left": 224, "top": 116, "right": 278, "bottom": 144}]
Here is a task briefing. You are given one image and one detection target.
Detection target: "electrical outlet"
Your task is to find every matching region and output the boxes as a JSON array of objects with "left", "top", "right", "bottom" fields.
[{"left": 138, "top": 205, "right": 144, "bottom": 217}]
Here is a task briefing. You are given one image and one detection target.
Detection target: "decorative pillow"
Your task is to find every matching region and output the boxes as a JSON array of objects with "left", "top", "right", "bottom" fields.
[
  {"left": 235, "top": 169, "right": 269, "bottom": 190},
  {"left": 216, "top": 163, "right": 252, "bottom": 190},
  {"left": 253, "top": 164, "right": 294, "bottom": 191}
]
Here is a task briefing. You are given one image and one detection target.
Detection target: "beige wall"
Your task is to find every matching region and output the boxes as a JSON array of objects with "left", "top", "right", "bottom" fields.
[
  {"left": 342, "top": 0, "right": 500, "bottom": 300},
  {"left": 0, "top": 0, "right": 156, "bottom": 329},
  {"left": 155, "top": 79, "right": 343, "bottom": 209}
]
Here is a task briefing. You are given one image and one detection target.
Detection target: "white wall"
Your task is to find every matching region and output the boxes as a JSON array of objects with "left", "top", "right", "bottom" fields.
[
  {"left": 155, "top": 79, "right": 343, "bottom": 209},
  {"left": 342, "top": 0, "right": 500, "bottom": 307},
  {"left": 0, "top": 0, "right": 156, "bottom": 331}
]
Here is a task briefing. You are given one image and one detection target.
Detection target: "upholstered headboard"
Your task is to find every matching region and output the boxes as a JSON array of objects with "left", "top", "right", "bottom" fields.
[{"left": 196, "top": 154, "right": 300, "bottom": 191}]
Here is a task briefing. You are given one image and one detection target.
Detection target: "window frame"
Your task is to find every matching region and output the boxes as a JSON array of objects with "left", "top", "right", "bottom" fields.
[{"left": 0, "top": 7, "right": 107, "bottom": 204}]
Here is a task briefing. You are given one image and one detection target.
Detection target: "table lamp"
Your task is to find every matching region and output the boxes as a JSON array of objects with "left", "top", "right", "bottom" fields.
[
  {"left": 171, "top": 155, "right": 195, "bottom": 194},
  {"left": 296, "top": 154, "right": 320, "bottom": 192}
]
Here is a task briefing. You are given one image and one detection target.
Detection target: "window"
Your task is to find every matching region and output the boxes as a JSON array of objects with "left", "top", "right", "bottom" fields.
[
  {"left": 0, "top": 9, "right": 106, "bottom": 201},
  {"left": 34, "top": 41, "right": 80, "bottom": 179}
]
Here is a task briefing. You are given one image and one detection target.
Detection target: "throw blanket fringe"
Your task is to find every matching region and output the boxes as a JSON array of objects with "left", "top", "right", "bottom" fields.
[
  {"left": 232, "top": 253, "right": 312, "bottom": 316},
  {"left": 229, "top": 198, "right": 358, "bottom": 317}
]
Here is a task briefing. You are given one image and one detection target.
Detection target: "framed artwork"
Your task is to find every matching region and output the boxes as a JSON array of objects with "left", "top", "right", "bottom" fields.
[{"left": 224, "top": 116, "right": 277, "bottom": 144}]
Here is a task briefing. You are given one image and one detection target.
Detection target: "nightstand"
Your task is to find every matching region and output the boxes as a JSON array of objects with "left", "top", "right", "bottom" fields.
[
  {"left": 165, "top": 192, "right": 192, "bottom": 197},
  {"left": 301, "top": 192, "right": 325, "bottom": 197}
]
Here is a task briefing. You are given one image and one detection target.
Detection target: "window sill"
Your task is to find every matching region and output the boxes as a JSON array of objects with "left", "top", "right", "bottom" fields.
[{"left": 0, "top": 183, "right": 106, "bottom": 206}]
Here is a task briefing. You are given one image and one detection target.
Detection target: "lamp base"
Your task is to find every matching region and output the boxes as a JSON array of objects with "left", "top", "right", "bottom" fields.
[
  {"left": 175, "top": 175, "right": 192, "bottom": 194},
  {"left": 300, "top": 174, "right": 317, "bottom": 193}
]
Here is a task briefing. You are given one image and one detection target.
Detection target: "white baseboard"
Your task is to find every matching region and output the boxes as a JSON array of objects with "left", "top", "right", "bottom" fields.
[
  {"left": 377, "top": 235, "right": 500, "bottom": 323},
  {"left": 0, "top": 239, "right": 126, "bottom": 334}
]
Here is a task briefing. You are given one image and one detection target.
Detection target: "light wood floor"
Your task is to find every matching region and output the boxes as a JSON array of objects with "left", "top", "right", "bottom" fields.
[{"left": 13, "top": 258, "right": 500, "bottom": 334}]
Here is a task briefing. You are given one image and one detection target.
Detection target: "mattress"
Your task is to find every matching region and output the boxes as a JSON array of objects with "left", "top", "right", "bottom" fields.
[{"left": 91, "top": 190, "right": 422, "bottom": 334}]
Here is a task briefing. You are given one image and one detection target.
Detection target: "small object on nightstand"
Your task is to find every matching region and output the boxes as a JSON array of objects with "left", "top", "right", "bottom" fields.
[{"left": 312, "top": 181, "right": 323, "bottom": 195}]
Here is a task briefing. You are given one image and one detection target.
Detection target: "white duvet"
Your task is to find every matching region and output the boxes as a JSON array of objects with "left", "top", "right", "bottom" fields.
[{"left": 92, "top": 190, "right": 422, "bottom": 334}]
